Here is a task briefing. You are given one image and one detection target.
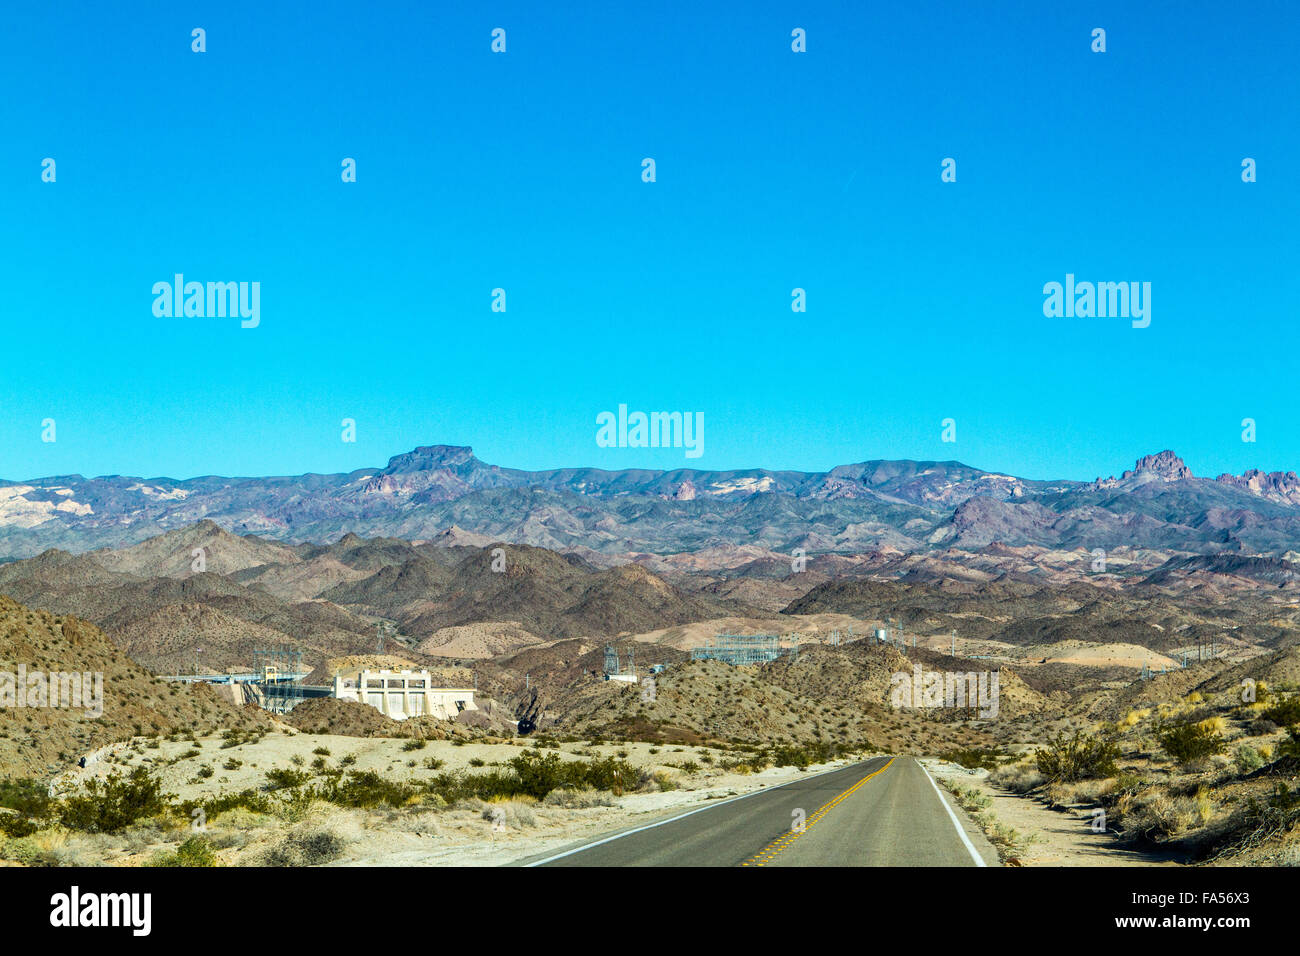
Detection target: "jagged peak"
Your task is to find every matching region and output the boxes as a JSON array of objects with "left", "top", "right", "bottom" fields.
[{"left": 1124, "top": 450, "right": 1192, "bottom": 481}]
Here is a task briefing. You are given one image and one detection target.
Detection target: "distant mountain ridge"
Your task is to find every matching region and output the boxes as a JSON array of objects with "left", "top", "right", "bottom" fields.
[{"left": 4, "top": 446, "right": 1300, "bottom": 559}]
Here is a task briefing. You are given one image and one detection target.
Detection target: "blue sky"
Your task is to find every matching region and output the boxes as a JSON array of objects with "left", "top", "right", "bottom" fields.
[{"left": 1, "top": 0, "right": 1296, "bottom": 483}]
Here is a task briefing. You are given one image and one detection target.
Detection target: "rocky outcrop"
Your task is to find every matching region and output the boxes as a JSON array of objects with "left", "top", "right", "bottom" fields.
[{"left": 1215, "top": 469, "right": 1300, "bottom": 505}]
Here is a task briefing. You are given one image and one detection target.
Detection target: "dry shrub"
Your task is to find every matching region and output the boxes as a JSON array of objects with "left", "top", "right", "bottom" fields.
[
  {"left": 542, "top": 787, "right": 617, "bottom": 808},
  {"left": 987, "top": 760, "right": 1044, "bottom": 793}
]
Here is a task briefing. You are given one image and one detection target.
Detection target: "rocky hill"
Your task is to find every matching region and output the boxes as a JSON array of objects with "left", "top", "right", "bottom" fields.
[
  {"left": 9, "top": 446, "right": 1300, "bottom": 560},
  {"left": 0, "top": 596, "right": 271, "bottom": 778}
]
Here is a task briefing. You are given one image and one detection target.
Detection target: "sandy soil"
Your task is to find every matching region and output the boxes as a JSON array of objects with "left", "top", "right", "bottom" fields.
[
  {"left": 47, "top": 731, "right": 864, "bottom": 867},
  {"left": 923, "top": 759, "right": 1182, "bottom": 867},
  {"left": 335, "top": 759, "right": 863, "bottom": 866}
]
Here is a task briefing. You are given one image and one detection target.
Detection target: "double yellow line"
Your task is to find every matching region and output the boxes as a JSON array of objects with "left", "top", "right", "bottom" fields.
[{"left": 741, "top": 757, "right": 895, "bottom": 867}]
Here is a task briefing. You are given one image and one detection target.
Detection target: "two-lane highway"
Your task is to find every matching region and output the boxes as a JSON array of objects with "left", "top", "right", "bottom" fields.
[{"left": 521, "top": 756, "right": 999, "bottom": 867}]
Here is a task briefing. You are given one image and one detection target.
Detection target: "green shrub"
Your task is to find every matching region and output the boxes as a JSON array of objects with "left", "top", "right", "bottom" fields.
[
  {"left": 0, "top": 779, "right": 53, "bottom": 835},
  {"left": 0, "top": 779, "right": 53, "bottom": 819},
  {"left": 1234, "top": 745, "right": 1266, "bottom": 774},
  {"left": 1280, "top": 727, "right": 1300, "bottom": 761},
  {"left": 1263, "top": 697, "right": 1300, "bottom": 728},
  {"left": 264, "top": 768, "right": 312, "bottom": 791},
  {"left": 1034, "top": 731, "right": 1120, "bottom": 782},
  {"left": 324, "top": 770, "right": 418, "bottom": 809},
  {"left": 59, "top": 768, "right": 172, "bottom": 833},
  {"left": 182, "top": 788, "right": 273, "bottom": 820},
  {"left": 941, "top": 747, "right": 1007, "bottom": 771},
  {"left": 148, "top": 836, "right": 220, "bottom": 867},
  {"left": 1159, "top": 722, "right": 1226, "bottom": 766}
]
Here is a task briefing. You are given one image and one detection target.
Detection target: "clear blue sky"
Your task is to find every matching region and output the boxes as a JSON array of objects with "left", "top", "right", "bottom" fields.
[{"left": 1, "top": 0, "right": 1296, "bottom": 482}]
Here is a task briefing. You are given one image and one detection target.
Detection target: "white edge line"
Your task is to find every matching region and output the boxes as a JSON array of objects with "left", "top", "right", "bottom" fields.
[
  {"left": 917, "top": 759, "right": 989, "bottom": 867},
  {"left": 521, "top": 755, "right": 886, "bottom": 867}
]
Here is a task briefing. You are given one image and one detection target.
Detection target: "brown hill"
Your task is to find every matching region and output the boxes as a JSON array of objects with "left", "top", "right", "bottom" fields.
[
  {"left": 548, "top": 656, "right": 998, "bottom": 755},
  {"left": 0, "top": 595, "right": 272, "bottom": 779},
  {"left": 368, "top": 545, "right": 739, "bottom": 641},
  {"left": 320, "top": 554, "right": 454, "bottom": 614},
  {"left": 107, "top": 603, "right": 295, "bottom": 674},
  {"left": 91, "top": 520, "right": 300, "bottom": 578}
]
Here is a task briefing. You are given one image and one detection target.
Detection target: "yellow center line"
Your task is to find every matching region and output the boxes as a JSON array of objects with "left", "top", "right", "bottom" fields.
[{"left": 740, "top": 757, "right": 895, "bottom": 867}]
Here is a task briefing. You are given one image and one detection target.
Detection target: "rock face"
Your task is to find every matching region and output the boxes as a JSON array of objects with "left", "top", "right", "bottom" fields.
[
  {"left": 671, "top": 480, "right": 698, "bottom": 501},
  {"left": 1215, "top": 469, "right": 1300, "bottom": 505},
  {"left": 1123, "top": 450, "right": 1193, "bottom": 482},
  {"left": 9, "top": 444, "right": 1300, "bottom": 559},
  {"left": 1094, "top": 450, "right": 1192, "bottom": 489}
]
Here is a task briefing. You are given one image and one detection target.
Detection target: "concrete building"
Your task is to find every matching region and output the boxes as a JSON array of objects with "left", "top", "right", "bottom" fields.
[{"left": 332, "top": 668, "right": 476, "bottom": 721}]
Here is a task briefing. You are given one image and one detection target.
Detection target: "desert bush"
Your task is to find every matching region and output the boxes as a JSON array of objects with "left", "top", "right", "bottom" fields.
[
  {"left": 0, "top": 836, "right": 60, "bottom": 866},
  {"left": 987, "top": 761, "right": 1045, "bottom": 793},
  {"left": 1197, "top": 716, "right": 1227, "bottom": 735},
  {"left": 1127, "top": 790, "right": 1197, "bottom": 839},
  {"left": 984, "top": 817, "right": 1031, "bottom": 860},
  {"left": 1235, "top": 745, "right": 1266, "bottom": 774},
  {"left": 147, "top": 835, "right": 220, "bottom": 867},
  {"left": 183, "top": 788, "right": 273, "bottom": 821},
  {"left": 1108, "top": 772, "right": 1148, "bottom": 797},
  {"left": 651, "top": 770, "right": 679, "bottom": 791},
  {"left": 324, "top": 770, "right": 418, "bottom": 809},
  {"left": 1034, "top": 731, "right": 1120, "bottom": 782},
  {"left": 0, "top": 779, "right": 53, "bottom": 819},
  {"left": 0, "top": 778, "right": 53, "bottom": 836},
  {"left": 542, "top": 788, "right": 617, "bottom": 808},
  {"left": 1279, "top": 728, "right": 1300, "bottom": 761},
  {"left": 951, "top": 784, "right": 992, "bottom": 812},
  {"left": 262, "top": 824, "right": 345, "bottom": 866},
  {"left": 59, "top": 768, "right": 172, "bottom": 833},
  {"left": 1159, "top": 722, "right": 1226, "bottom": 766},
  {"left": 263, "top": 768, "right": 312, "bottom": 791},
  {"left": 940, "top": 747, "right": 1007, "bottom": 771},
  {"left": 1263, "top": 697, "right": 1300, "bottom": 728},
  {"left": 510, "top": 751, "right": 638, "bottom": 798}
]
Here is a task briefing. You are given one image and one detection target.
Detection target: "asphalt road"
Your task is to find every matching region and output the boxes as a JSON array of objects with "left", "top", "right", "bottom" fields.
[{"left": 522, "top": 756, "right": 1000, "bottom": 867}]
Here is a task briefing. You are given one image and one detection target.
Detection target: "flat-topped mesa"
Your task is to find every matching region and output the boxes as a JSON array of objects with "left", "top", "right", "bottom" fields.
[
  {"left": 363, "top": 446, "right": 482, "bottom": 495},
  {"left": 382, "top": 445, "right": 477, "bottom": 473}
]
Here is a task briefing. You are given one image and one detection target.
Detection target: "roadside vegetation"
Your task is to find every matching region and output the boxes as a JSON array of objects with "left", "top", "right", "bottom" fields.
[{"left": 981, "top": 685, "right": 1300, "bottom": 863}]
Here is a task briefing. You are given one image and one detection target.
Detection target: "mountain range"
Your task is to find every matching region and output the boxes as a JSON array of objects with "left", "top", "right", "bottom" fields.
[{"left": 5, "top": 445, "right": 1300, "bottom": 561}]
